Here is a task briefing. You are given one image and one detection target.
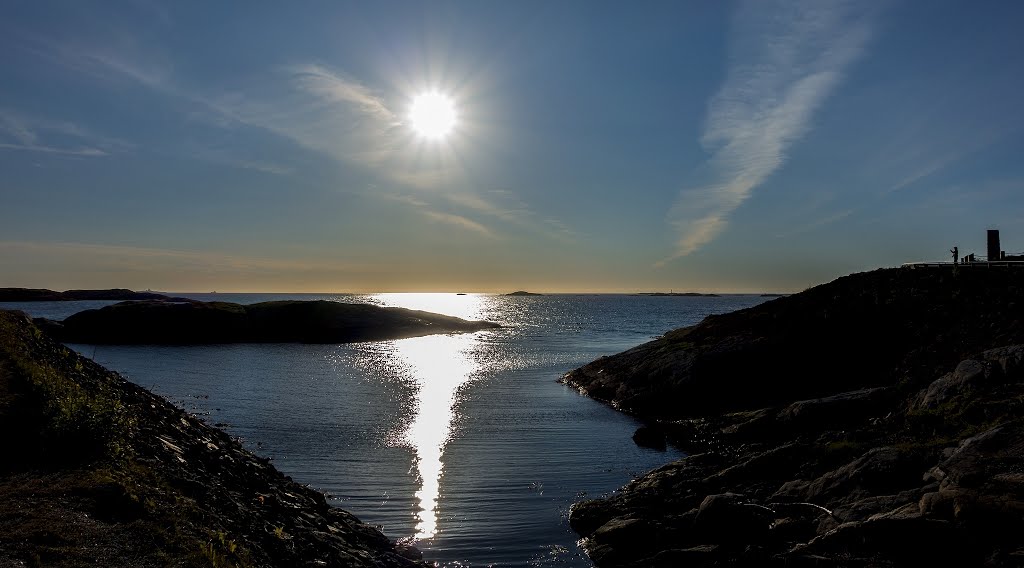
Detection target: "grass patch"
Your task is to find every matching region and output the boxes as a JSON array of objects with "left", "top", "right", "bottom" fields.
[
  {"left": 197, "top": 530, "right": 251, "bottom": 568},
  {"left": 0, "top": 314, "right": 133, "bottom": 465}
]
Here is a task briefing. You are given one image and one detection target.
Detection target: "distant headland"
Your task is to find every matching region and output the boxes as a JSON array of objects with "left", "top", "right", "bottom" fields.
[{"left": 0, "top": 287, "right": 189, "bottom": 302}]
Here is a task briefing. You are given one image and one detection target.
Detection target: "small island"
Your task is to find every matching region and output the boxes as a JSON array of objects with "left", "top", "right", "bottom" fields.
[
  {"left": 632, "top": 292, "right": 720, "bottom": 297},
  {"left": 36, "top": 299, "right": 500, "bottom": 344},
  {"left": 504, "top": 291, "right": 544, "bottom": 296}
]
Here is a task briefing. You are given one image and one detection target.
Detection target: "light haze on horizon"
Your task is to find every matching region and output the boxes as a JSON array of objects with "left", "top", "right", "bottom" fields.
[{"left": 2, "top": 1, "right": 1024, "bottom": 293}]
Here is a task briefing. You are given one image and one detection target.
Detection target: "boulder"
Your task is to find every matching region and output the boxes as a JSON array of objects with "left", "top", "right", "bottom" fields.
[
  {"left": 772, "top": 447, "right": 929, "bottom": 505},
  {"left": 914, "top": 344, "right": 1024, "bottom": 410},
  {"left": 778, "top": 387, "right": 893, "bottom": 430},
  {"left": 632, "top": 425, "right": 667, "bottom": 450},
  {"left": 692, "top": 493, "right": 772, "bottom": 543}
]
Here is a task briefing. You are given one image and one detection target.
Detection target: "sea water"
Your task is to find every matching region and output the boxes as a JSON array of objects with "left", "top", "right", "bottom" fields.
[{"left": 2, "top": 293, "right": 766, "bottom": 566}]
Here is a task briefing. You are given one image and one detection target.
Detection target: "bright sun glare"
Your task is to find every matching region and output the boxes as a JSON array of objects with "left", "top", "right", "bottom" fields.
[{"left": 408, "top": 91, "right": 457, "bottom": 140}]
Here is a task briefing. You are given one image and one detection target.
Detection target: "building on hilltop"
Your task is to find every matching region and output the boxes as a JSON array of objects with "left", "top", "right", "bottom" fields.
[{"left": 905, "top": 229, "right": 1024, "bottom": 268}]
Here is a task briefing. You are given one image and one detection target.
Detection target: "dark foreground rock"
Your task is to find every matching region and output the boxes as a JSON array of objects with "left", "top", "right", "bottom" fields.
[
  {"left": 564, "top": 268, "right": 1024, "bottom": 567},
  {"left": 0, "top": 287, "right": 187, "bottom": 302},
  {"left": 37, "top": 299, "right": 499, "bottom": 344},
  {"left": 0, "top": 310, "right": 426, "bottom": 567}
]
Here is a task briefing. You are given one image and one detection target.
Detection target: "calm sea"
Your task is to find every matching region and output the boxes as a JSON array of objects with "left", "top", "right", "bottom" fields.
[{"left": 2, "top": 293, "right": 766, "bottom": 567}]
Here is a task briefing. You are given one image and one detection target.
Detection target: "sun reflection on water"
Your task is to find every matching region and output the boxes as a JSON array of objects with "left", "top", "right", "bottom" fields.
[
  {"left": 395, "top": 333, "right": 478, "bottom": 540},
  {"left": 372, "top": 292, "right": 487, "bottom": 321},
  {"left": 371, "top": 294, "right": 489, "bottom": 541}
]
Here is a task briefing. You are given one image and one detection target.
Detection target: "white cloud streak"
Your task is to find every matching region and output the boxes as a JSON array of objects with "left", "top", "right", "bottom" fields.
[
  {"left": 421, "top": 211, "right": 496, "bottom": 238},
  {"left": 662, "top": 0, "right": 874, "bottom": 264},
  {"left": 0, "top": 110, "right": 128, "bottom": 157},
  {"left": 208, "top": 64, "right": 404, "bottom": 170}
]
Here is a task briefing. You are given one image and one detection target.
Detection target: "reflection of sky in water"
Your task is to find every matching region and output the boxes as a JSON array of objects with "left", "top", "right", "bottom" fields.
[{"left": 369, "top": 293, "right": 487, "bottom": 541}]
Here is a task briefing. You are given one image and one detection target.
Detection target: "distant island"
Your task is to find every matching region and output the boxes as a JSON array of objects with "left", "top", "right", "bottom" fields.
[
  {"left": 564, "top": 267, "right": 1024, "bottom": 566},
  {"left": 0, "top": 287, "right": 188, "bottom": 302},
  {"left": 632, "top": 291, "right": 720, "bottom": 297},
  {"left": 36, "top": 299, "right": 500, "bottom": 344},
  {"left": 504, "top": 291, "right": 544, "bottom": 296}
]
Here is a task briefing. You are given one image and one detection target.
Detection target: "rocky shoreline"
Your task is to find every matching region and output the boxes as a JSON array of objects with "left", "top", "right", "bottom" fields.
[
  {"left": 564, "top": 267, "right": 1024, "bottom": 566},
  {"left": 0, "top": 310, "right": 426, "bottom": 567}
]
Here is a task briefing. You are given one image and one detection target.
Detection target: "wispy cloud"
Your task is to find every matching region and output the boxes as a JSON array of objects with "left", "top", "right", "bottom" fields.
[
  {"left": 380, "top": 192, "right": 498, "bottom": 238},
  {"left": 18, "top": 32, "right": 172, "bottom": 90},
  {"left": 382, "top": 187, "right": 578, "bottom": 243},
  {"left": 0, "top": 110, "right": 129, "bottom": 157},
  {"left": 291, "top": 64, "right": 396, "bottom": 121},
  {"left": 208, "top": 64, "right": 406, "bottom": 171},
  {"left": 662, "top": 0, "right": 875, "bottom": 264},
  {"left": 421, "top": 211, "right": 496, "bottom": 238}
]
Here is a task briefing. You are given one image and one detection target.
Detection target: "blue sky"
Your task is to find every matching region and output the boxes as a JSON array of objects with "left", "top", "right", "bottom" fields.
[{"left": 2, "top": 0, "right": 1023, "bottom": 292}]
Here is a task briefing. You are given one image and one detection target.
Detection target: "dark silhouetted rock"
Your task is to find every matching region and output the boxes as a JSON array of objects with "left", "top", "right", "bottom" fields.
[
  {"left": 36, "top": 299, "right": 499, "bottom": 344},
  {"left": 563, "top": 268, "right": 1024, "bottom": 419},
  {"left": 632, "top": 425, "right": 667, "bottom": 450},
  {"left": 564, "top": 267, "right": 1024, "bottom": 566}
]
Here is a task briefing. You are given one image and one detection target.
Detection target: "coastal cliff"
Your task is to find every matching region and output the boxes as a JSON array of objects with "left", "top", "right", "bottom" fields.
[
  {"left": 36, "top": 299, "right": 499, "bottom": 344},
  {"left": 0, "top": 310, "right": 425, "bottom": 567},
  {"left": 564, "top": 267, "right": 1024, "bottom": 566}
]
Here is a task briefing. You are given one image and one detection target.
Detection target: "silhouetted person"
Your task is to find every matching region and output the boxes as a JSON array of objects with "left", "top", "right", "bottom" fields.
[{"left": 951, "top": 246, "right": 959, "bottom": 265}]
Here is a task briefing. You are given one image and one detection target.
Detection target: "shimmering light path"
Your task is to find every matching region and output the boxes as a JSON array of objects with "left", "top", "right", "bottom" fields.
[
  {"left": 367, "top": 294, "right": 488, "bottom": 541},
  {"left": 396, "top": 333, "right": 478, "bottom": 539}
]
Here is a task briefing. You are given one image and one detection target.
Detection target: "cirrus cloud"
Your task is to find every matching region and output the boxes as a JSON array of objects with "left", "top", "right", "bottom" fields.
[{"left": 661, "top": 0, "right": 876, "bottom": 265}]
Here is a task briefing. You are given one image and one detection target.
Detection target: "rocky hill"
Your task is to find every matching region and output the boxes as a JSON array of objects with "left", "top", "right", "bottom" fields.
[
  {"left": 564, "top": 267, "right": 1024, "bottom": 567},
  {"left": 36, "top": 299, "right": 499, "bottom": 344},
  {"left": 0, "top": 310, "right": 425, "bottom": 567}
]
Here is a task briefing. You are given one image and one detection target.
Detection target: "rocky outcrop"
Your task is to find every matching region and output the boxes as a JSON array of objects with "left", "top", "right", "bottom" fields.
[
  {"left": 563, "top": 268, "right": 1024, "bottom": 418},
  {"left": 0, "top": 310, "right": 426, "bottom": 567},
  {"left": 566, "top": 268, "right": 1024, "bottom": 566},
  {"left": 36, "top": 299, "right": 499, "bottom": 344}
]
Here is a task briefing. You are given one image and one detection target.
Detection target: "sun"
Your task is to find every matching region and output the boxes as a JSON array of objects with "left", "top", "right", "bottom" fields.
[{"left": 408, "top": 91, "right": 457, "bottom": 140}]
